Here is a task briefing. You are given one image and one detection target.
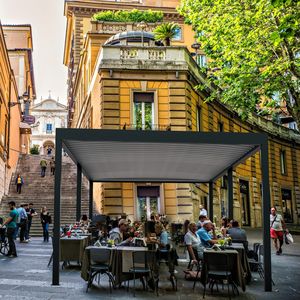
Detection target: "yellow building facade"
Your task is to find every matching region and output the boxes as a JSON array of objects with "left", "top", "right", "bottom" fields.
[
  {"left": 0, "top": 23, "right": 35, "bottom": 200},
  {"left": 63, "top": 0, "right": 300, "bottom": 227}
]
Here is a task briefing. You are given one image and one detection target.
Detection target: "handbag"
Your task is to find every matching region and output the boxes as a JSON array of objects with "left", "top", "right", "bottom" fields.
[{"left": 284, "top": 232, "right": 294, "bottom": 244}]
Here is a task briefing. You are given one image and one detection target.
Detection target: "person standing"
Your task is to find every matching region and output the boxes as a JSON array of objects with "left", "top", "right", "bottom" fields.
[
  {"left": 199, "top": 204, "right": 208, "bottom": 217},
  {"left": 40, "top": 158, "right": 47, "bottom": 177},
  {"left": 0, "top": 201, "right": 19, "bottom": 257},
  {"left": 17, "top": 204, "right": 28, "bottom": 243},
  {"left": 25, "top": 203, "right": 37, "bottom": 240},
  {"left": 270, "top": 207, "right": 287, "bottom": 255},
  {"left": 40, "top": 206, "right": 51, "bottom": 242},
  {"left": 50, "top": 157, "right": 55, "bottom": 175},
  {"left": 47, "top": 147, "right": 52, "bottom": 156},
  {"left": 15, "top": 174, "right": 24, "bottom": 194}
]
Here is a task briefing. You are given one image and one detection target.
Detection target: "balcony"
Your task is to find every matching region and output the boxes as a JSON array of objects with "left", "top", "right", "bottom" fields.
[{"left": 98, "top": 45, "right": 198, "bottom": 73}]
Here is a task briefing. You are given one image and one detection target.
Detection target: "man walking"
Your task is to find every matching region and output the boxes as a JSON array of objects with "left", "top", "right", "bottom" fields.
[
  {"left": 40, "top": 158, "right": 47, "bottom": 177},
  {"left": 25, "top": 203, "right": 37, "bottom": 240},
  {"left": 270, "top": 206, "right": 287, "bottom": 255},
  {"left": 0, "top": 201, "right": 19, "bottom": 257},
  {"left": 50, "top": 157, "right": 55, "bottom": 175},
  {"left": 17, "top": 204, "right": 28, "bottom": 243}
]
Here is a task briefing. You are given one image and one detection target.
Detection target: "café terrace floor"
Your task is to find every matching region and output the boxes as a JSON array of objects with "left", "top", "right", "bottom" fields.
[{"left": 0, "top": 229, "right": 299, "bottom": 300}]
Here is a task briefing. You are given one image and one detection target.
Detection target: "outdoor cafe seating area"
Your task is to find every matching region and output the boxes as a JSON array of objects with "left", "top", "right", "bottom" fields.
[{"left": 52, "top": 214, "right": 258, "bottom": 298}]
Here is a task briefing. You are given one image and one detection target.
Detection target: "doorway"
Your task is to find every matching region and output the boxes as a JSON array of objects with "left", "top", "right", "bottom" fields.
[
  {"left": 281, "top": 189, "right": 293, "bottom": 223},
  {"left": 240, "top": 180, "right": 251, "bottom": 226},
  {"left": 136, "top": 186, "right": 160, "bottom": 221}
]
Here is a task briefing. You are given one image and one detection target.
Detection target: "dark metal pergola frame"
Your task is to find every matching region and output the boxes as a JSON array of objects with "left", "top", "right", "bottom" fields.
[{"left": 52, "top": 128, "right": 272, "bottom": 292}]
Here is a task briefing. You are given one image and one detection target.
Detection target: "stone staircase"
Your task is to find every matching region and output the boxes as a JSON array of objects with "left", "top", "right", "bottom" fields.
[{"left": 0, "top": 154, "right": 89, "bottom": 236}]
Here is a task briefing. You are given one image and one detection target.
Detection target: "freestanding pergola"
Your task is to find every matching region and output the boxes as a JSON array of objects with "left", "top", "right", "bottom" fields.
[{"left": 53, "top": 128, "right": 272, "bottom": 291}]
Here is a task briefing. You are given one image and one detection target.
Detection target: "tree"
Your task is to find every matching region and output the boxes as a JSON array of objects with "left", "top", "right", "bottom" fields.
[
  {"left": 153, "top": 22, "right": 180, "bottom": 46},
  {"left": 179, "top": 0, "right": 300, "bottom": 127}
]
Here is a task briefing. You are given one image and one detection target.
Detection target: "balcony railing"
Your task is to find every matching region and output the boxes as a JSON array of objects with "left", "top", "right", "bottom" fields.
[{"left": 121, "top": 123, "right": 171, "bottom": 131}]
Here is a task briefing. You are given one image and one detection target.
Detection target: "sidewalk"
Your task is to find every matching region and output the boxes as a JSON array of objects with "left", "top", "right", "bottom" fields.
[{"left": 0, "top": 229, "right": 299, "bottom": 299}]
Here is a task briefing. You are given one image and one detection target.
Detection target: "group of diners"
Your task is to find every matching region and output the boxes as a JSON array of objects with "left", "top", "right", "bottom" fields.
[
  {"left": 185, "top": 215, "right": 247, "bottom": 265},
  {"left": 92, "top": 214, "right": 171, "bottom": 250}
]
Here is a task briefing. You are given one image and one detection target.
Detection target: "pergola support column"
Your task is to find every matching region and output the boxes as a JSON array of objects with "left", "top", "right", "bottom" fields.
[
  {"left": 52, "top": 136, "right": 62, "bottom": 286},
  {"left": 261, "top": 139, "right": 272, "bottom": 292},
  {"left": 76, "top": 164, "right": 82, "bottom": 222},
  {"left": 209, "top": 181, "right": 214, "bottom": 220},
  {"left": 89, "top": 180, "right": 93, "bottom": 220},
  {"left": 227, "top": 167, "right": 233, "bottom": 220}
]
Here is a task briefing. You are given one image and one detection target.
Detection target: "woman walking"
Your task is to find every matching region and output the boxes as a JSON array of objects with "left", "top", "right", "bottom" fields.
[{"left": 40, "top": 207, "right": 51, "bottom": 242}]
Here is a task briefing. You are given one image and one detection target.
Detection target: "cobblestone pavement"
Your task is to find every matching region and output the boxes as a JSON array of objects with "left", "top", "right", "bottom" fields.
[{"left": 0, "top": 229, "right": 299, "bottom": 300}]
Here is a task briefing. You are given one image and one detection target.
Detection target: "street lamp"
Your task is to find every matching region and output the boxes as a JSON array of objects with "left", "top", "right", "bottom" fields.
[{"left": 9, "top": 91, "right": 30, "bottom": 107}]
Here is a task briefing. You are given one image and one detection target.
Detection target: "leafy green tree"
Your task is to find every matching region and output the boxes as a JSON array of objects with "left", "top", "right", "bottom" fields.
[
  {"left": 30, "top": 145, "right": 40, "bottom": 155},
  {"left": 153, "top": 22, "right": 180, "bottom": 46},
  {"left": 179, "top": 0, "right": 300, "bottom": 126}
]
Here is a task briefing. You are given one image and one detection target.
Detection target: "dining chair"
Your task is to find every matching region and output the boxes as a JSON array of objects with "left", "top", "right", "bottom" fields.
[
  {"left": 128, "top": 250, "right": 152, "bottom": 297},
  {"left": 202, "top": 251, "right": 238, "bottom": 299},
  {"left": 248, "top": 245, "right": 275, "bottom": 285},
  {"left": 191, "top": 247, "right": 202, "bottom": 290},
  {"left": 86, "top": 248, "right": 114, "bottom": 293},
  {"left": 248, "top": 242, "right": 260, "bottom": 271}
]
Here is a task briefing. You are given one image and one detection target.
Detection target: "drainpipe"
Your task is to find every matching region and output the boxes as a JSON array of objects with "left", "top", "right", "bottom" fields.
[
  {"left": 7, "top": 71, "right": 12, "bottom": 162},
  {"left": 5, "top": 71, "right": 12, "bottom": 196}
]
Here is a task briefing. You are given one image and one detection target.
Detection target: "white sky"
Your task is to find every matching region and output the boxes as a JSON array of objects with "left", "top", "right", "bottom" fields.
[{"left": 0, "top": 0, "right": 67, "bottom": 104}]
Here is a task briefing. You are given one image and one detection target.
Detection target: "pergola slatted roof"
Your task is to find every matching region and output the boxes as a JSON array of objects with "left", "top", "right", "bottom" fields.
[
  {"left": 52, "top": 129, "right": 272, "bottom": 292},
  {"left": 64, "top": 140, "right": 258, "bottom": 182}
]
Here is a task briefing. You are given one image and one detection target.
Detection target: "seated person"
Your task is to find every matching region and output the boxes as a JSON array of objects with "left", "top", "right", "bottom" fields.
[
  {"left": 196, "top": 214, "right": 207, "bottom": 229},
  {"left": 109, "top": 219, "right": 132, "bottom": 246},
  {"left": 154, "top": 215, "right": 163, "bottom": 236},
  {"left": 148, "top": 215, "right": 156, "bottom": 234},
  {"left": 227, "top": 220, "right": 248, "bottom": 250},
  {"left": 196, "top": 220, "right": 218, "bottom": 248},
  {"left": 184, "top": 222, "right": 204, "bottom": 264},
  {"left": 159, "top": 222, "right": 170, "bottom": 249},
  {"left": 220, "top": 217, "right": 230, "bottom": 237},
  {"left": 80, "top": 214, "right": 89, "bottom": 227}
]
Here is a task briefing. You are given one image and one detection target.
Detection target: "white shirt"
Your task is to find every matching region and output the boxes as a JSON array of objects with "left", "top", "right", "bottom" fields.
[
  {"left": 270, "top": 214, "right": 283, "bottom": 231},
  {"left": 184, "top": 230, "right": 201, "bottom": 247},
  {"left": 199, "top": 208, "right": 208, "bottom": 217}
]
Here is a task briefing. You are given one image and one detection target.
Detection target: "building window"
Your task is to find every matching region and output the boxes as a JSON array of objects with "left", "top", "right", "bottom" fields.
[
  {"left": 196, "top": 106, "right": 202, "bottom": 131},
  {"left": 196, "top": 55, "right": 207, "bottom": 67},
  {"left": 46, "top": 123, "right": 52, "bottom": 134},
  {"left": 133, "top": 92, "right": 154, "bottom": 130},
  {"left": 218, "top": 121, "right": 224, "bottom": 132},
  {"left": 136, "top": 186, "right": 160, "bottom": 221},
  {"left": 280, "top": 150, "right": 286, "bottom": 175},
  {"left": 173, "top": 27, "right": 182, "bottom": 41}
]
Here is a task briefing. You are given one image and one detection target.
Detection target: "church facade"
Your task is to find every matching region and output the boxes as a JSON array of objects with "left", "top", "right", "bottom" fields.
[{"left": 30, "top": 97, "right": 67, "bottom": 154}]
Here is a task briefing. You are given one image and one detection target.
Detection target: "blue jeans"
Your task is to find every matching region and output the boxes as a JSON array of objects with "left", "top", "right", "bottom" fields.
[
  {"left": 42, "top": 223, "right": 49, "bottom": 242},
  {"left": 41, "top": 167, "right": 46, "bottom": 177}
]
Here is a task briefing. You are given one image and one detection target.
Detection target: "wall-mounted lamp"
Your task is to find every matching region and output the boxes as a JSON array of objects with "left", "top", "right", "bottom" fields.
[{"left": 9, "top": 91, "right": 30, "bottom": 107}]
